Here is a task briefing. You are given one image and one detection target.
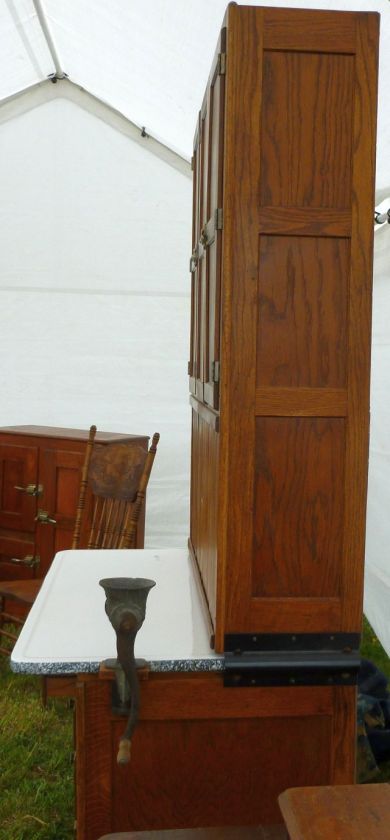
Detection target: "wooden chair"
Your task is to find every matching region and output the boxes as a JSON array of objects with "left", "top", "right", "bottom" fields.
[{"left": 0, "top": 426, "right": 159, "bottom": 656}]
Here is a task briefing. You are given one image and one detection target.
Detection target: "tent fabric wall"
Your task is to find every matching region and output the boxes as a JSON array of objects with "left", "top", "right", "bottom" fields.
[
  {"left": 0, "top": 92, "right": 192, "bottom": 547},
  {"left": 0, "top": 0, "right": 389, "bottom": 651}
]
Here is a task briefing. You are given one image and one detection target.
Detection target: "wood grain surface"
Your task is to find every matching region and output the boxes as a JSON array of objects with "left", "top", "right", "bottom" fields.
[{"left": 279, "top": 783, "right": 390, "bottom": 839}]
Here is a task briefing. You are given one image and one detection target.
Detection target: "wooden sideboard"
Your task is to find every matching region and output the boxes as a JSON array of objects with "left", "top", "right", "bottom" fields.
[{"left": 0, "top": 426, "right": 149, "bottom": 585}]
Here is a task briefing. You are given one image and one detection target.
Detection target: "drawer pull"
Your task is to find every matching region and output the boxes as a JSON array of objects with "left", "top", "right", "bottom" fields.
[{"left": 35, "top": 510, "right": 57, "bottom": 525}]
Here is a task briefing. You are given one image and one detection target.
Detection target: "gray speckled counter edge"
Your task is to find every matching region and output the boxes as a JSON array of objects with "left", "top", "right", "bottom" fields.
[{"left": 10, "top": 657, "right": 225, "bottom": 675}]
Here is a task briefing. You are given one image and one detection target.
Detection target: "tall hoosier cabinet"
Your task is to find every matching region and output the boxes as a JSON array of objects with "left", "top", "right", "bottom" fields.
[
  {"left": 190, "top": 0, "right": 379, "bottom": 775},
  {"left": 190, "top": 6, "right": 378, "bottom": 649}
]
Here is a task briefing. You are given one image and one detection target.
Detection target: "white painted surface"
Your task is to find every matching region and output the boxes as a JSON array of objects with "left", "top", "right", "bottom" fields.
[
  {"left": 11, "top": 549, "right": 219, "bottom": 671},
  {"left": 0, "top": 95, "right": 192, "bottom": 547}
]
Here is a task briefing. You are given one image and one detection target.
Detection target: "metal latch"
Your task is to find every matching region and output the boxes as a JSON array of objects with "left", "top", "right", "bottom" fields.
[
  {"left": 215, "top": 208, "right": 223, "bottom": 230},
  {"left": 212, "top": 361, "right": 220, "bottom": 383},
  {"left": 224, "top": 633, "right": 361, "bottom": 688},
  {"left": 14, "top": 483, "right": 43, "bottom": 497},
  {"left": 35, "top": 510, "right": 57, "bottom": 525},
  {"left": 10, "top": 554, "right": 40, "bottom": 568},
  {"left": 218, "top": 52, "right": 226, "bottom": 76}
]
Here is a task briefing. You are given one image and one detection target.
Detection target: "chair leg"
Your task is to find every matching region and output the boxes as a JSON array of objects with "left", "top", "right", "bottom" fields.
[{"left": 0, "top": 597, "right": 25, "bottom": 656}]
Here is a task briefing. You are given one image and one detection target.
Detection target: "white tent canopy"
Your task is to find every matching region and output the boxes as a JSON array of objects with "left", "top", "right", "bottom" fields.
[
  {"left": 0, "top": 0, "right": 390, "bottom": 655},
  {"left": 1, "top": 0, "right": 390, "bottom": 198}
]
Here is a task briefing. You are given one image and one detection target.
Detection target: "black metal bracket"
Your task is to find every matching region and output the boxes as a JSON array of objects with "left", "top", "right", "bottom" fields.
[
  {"left": 102, "top": 657, "right": 147, "bottom": 715},
  {"left": 223, "top": 633, "right": 361, "bottom": 688}
]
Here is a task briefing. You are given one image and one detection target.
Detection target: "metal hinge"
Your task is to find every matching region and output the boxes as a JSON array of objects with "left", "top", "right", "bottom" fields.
[
  {"left": 218, "top": 52, "right": 226, "bottom": 75},
  {"left": 191, "top": 155, "right": 195, "bottom": 171},
  {"left": 189, "top": 251, "right": 198, "bottom": 273},
  {"left": 211, "top": 361, "right": 220, "bottom": 383},
  {"left": 188, "top": 361, "right": 192, "bottom": 376},
  {"left": 223, "top": 633, "right": 361, "bottom": 688},
  {"left": 215, "top": 208, "right": 223, "bottom": 230}
]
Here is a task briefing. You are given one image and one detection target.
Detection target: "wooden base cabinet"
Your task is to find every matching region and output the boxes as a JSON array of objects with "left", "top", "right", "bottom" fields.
[
  {"left": 75, "top": 669, "right": 356, "bottom": 840},
  {"left": 0, "top": 426, "right": 148, "bottom": 587}
]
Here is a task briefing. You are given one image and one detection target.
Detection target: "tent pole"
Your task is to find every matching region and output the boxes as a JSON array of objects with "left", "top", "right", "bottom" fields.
[{"left": 33, "top": 0, "right": 66, "bottom": 80}]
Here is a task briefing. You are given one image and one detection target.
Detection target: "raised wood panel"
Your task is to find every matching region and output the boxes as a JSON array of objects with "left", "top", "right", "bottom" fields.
[
  {"left": 112, "top": 716, "right": 331, "bottom": 831},
  {"left": 0, "top": 444, "right": 38, "bottom": 533},
  {"left": 260, "top": 51, "right": 354, "bottom": 208},
  {"left": 76, "top": 672, "right": 357, "bottom": 839},
  {"left": 37, "top": 448, "right": 85, "bottom": 576},
  {"left": 190, "top": 409, "right": 219, "bottom": 628},
  {"left": 253, "top": 418, "right": 345, "bottom": 598},
  {"left": 257, "top": 236, "right": 349, "bottom": 388}
]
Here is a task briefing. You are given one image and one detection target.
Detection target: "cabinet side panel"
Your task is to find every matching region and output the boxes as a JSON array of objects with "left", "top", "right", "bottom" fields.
[
  {"left": 221, "top": 7, "right": 378, "bottom": 635},
  {"left": 257, "top": 235, "right": 349, "bottom": 388},
  {"left": 260, "top": 51, "right": 354, "bottom": 208},
  {"left": 253, "top": 417, "right": 345, "bottom": 597},
  {"left": 190, "top": 407, "right": 219, "bottom": 629}
]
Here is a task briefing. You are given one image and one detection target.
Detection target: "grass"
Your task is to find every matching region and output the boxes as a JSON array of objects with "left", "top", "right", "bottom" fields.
[
  {"left": 360, "top": 616, "right": 390, "bottom": 783},
  {"left": 0, "top": 653, "right": 74, "bottom": 840},
  {"left": 0, "top": 618, "right": 389, "bottom": 837}
]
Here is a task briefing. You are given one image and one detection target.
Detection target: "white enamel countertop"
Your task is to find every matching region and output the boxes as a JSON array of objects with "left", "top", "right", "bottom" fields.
[{"left": 11, "top": 549, "right": 223, "bottom": 675}]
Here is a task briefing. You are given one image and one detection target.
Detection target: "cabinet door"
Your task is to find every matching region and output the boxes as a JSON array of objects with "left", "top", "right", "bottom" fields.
[
  {"left": 219, "top": 8, "right": 378, "bottom": 643},
  {"left": 189, "top": 30, "right": 225, "bottom": 410},
  {"left": 36, "top": 447, "right": 85, "bottom": 577},
  {"left": 0, "top": 444, "right": 38, "bottom": 532}
]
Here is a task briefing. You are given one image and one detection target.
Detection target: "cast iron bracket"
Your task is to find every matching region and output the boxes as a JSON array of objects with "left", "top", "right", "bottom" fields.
[{"left": 223, "top": 633, "right": 361, "bottom": 688}]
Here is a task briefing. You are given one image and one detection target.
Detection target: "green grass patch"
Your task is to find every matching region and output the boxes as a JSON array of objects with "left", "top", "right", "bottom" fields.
[
  {"left": 360, "top": 616, "right": 390, "bottom": 782},
  {"left": 0, "top": 653, "right": 74, "bottom": 840}
]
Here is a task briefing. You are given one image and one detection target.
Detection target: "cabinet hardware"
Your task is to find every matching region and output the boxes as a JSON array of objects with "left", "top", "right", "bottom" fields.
[
  {"left": 218, "top": 52, "right": 226, "bottom": 75},
  {"left": 224, "top": 633, "right": 361, "bottom": 687},
  {"left": 14, "top": 483, "right": 43, "bottom": 497},
  {"left": 189, "top": 253, "right": 198, "bottom": 273},
  {"left": 35, "top": 509, "right": 57, "bottom": 525},
  {"left": 200, "top": 227, "right": 208, "bottom": 247},
  {"left": 10, "top": 554, "right": 40, "bottom": 568},
  {"left": 211, "top": 361, "right": 220, "bottom": 383},
  {"left": 215, "top": 208, "right": 223, "bottom": 230}
]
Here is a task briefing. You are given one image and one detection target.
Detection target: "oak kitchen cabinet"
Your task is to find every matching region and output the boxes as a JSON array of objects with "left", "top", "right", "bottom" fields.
[
  {"left": 0, "top": 426, "right": 148, "bottom": 586},
  {"left": 190, "top": 4, "right": 378, "bottom": 648}
]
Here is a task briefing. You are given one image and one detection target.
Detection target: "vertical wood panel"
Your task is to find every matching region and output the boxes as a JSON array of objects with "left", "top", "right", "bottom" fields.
[
  {"left": 253, "top": 418, "right": 345, "bottom": 598},
  {"left": 190, "top": 408, "right": 219, "bottom": 629},
  {"left": 341, "top": 12, "right": 379, "bottom": 630},
  {"left": 260, "top": 51, "right": 354, "bottom": 208},
  {"left": 219, "top": 4, "right": 264, "bottom": 648},
  {"left": 257, "top": 235, "right": 349, "bottom": 388}
]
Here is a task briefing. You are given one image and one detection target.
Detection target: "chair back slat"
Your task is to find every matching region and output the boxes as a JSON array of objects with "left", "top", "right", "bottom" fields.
[
  {"left": 72, "top": 425, "right": 97, "bottom": 549},
  {"left": 119, "top": 433, "right": 160, "bottom": 549},
  {"left": 74, "top": 431, "right": 159, "bottom": 551}
]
